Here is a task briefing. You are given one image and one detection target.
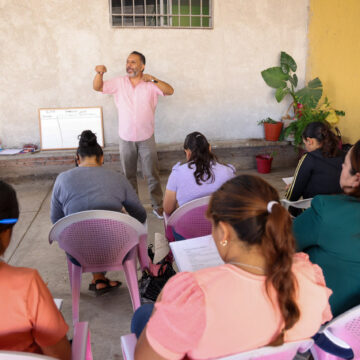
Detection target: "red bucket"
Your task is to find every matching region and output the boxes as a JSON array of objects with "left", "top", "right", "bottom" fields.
[{"left": 256, "top": 155, "right": 273, "bottom": 174}]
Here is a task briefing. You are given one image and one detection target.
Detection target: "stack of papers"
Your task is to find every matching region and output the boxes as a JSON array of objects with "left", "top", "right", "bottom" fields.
[
  {"left": 0, "top": 149, "right": 23, "bottom": 155},
  {"left": 170, "top": 235, "right": 224, "bottom": 272}
]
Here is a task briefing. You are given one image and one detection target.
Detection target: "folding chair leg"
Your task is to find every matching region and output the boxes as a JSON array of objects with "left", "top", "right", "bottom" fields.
[{"left": 123, "top": 247, "right": 141, "bottom": 311}]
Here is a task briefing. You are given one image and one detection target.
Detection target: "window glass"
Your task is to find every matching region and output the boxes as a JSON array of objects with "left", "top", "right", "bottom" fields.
[{"left": 110, "top": 0, "right": 212, "bottom": 28}]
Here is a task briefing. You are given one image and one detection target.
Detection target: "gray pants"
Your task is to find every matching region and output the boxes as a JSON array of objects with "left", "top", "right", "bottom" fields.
[{"left": 119, "top": 135, "right": 163, "bottom": 209}]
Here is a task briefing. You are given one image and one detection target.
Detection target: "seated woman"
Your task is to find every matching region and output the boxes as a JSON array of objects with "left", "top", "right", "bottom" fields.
[
  {"left": 163, "top": 132, "right": 235, "bottom": 215},
  {"left": 293, "top": 140, "right": 360, "bottom": 317},
  {"left": 51, "top": 130, "right": 147, "bottom": 294},
  {"left": 0, "top": 181, "right": 71, "bottom": 359},
  {"left": 285, "top": 121, "right": 344, "bottom": 201},
  {"left": 132, "top": 175, "right": 332, "bottom": 359}
]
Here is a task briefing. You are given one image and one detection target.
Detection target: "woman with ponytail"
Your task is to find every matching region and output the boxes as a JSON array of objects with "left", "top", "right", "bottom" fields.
[
  {"left": 286, "top": 121, "right": 344, "bottom": 201},
  {"left": 294, "top": 140, "right": 360, "bottom": 317},
  {"left": 51, "top": 130, "right": 146, "bottom": 294},
  {"left": 132, "top": 175, "right": 332, "bottom": 359},
  {"left": 163, "top": 131, "right": 235, "bottom": 215}
]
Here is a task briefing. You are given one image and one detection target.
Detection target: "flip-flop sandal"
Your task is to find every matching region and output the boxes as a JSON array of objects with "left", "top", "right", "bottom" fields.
[{"left": 88, "top": 279, "right": 122, "bottom": 295}]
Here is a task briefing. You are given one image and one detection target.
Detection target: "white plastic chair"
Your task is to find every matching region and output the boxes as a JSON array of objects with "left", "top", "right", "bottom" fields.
[
  {"left": 49, "top": 210, "right": 148, "bottom": 324},
  {"left": 280, "top": 198, "right": 313, "bottom": 210},
  {"left": 0, "top": 321, "right": 92, "bottom": 360},
  {"left": 311, "top": 304, "right": 360, "bottom": 360},
  {"left": 164, "top": 196, "right": 212, "bottom": 242},
  {"left": 120, "top": 333, "right": 313, "bottom": 360}
]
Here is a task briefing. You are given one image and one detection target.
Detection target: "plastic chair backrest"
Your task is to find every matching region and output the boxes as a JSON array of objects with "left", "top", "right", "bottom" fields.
[
  {"left": 322, "top": 304, "right": 360, "bottom": 358},
  {"left": 49, "top": 210, "right": 146, "bottom": 272},
  {"left": 219, "top": 339, "right": 313, "bottom": 359},
  {"left": 0, "top": 322, "right": 92, "bottom": 360},
  {"left": 120, "top": 333, "right": 313, "bottom": 360},
  {"left": 165, "top": 196, "right": 211, "bottom": 240},
  {"left": 280, "top": 198, "right": 313, "bottom": 210},
  {"left": 0, "top": 352, "right": 56, "bottom": 359}
]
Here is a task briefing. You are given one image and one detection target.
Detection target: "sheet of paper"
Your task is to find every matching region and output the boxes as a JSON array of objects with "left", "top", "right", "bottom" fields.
[
  {"left": 54, "top": 298, "right": 63, "bottom": 310},
  {"left": 0, "top": 149, "right": 23, "bottom": 155},
  {"left": 282, "top": 176, "right": 293, "bottom": 185},
  {"left": 170, "top": 235, "right": 224, "bottom": 272}
]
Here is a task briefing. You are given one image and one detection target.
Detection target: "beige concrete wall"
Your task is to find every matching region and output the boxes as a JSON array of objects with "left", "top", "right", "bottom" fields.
[{"left": 0, "top": 0, "right": 309, "bottom": 147}]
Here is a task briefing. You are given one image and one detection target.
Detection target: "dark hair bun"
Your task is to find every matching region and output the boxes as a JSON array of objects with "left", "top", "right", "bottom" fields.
[
  {"left": 79, "top": 130, "right": 98, "bottom": 147},
  {"left": 0, "top": 181, "right": 19, "bottom": 221}
]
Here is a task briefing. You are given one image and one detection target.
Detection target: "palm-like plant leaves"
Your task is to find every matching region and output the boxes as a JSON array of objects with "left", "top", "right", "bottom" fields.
[
  {"left": 280, "top": 52, "right": 297, "bottom": 72},
  {"left": 275, "top": 87, "right": 290, "bottom": 102},
  {"left": 261, "top": 67, "right": 289, "bottom": 89},
  {"left": 295, "top": 78, "right": 323, "bottom": 109}
]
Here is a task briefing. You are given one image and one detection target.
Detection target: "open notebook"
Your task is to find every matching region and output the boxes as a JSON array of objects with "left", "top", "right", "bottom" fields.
[
  {"left": 282, "top": 176, "right": 294, "bottom": 185},
  {"left": 169, "top": 235, "right": 224, "bottom": 272}
]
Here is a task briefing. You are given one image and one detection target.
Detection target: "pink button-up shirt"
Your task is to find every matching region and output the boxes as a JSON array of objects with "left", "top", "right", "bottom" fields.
[{"left": 103, "top": 76, "right": 164, "bottom": 142}]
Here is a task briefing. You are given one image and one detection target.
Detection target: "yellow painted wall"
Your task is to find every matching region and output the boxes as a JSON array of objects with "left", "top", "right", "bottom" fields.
[{"left": 308, "top": 0, "right": 360, "bottom": 143}]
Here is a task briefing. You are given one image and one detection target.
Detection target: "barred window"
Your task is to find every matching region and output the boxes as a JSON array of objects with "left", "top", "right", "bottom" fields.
[{"left": 110, "top": 0, "right": 212, "bottom": 29}]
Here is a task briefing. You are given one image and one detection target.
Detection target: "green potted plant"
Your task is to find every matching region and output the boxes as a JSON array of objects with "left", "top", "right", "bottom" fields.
[
  {"left": 261, "top": 51, "right": 323, "bottom": 111},
  {"left": 261, "top": 51, "right": 345, "bottom": 149},
  {"left": 258, "top": 118, "right": 283, "bottom": 141},
  {"left": 281, "top": 98, "right": 345, "bottom": 147}
]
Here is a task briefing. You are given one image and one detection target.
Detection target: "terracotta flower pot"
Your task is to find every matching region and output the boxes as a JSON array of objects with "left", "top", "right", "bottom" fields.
[
  {"left": 264, "top": 122, "right": 283, "bottom": 141},
  {"left": 256, "top": 154, "right": 273, "bottom": 174}
]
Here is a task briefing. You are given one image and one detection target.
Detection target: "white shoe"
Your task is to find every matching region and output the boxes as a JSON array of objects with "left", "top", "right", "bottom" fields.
[{"left": 152, "top": 208, "right": 164, "bottom": 219}]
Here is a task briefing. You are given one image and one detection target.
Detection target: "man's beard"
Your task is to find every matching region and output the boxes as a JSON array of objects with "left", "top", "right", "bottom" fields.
[{"left": 127, "top": 68, "right": 139, "bottom": 77}]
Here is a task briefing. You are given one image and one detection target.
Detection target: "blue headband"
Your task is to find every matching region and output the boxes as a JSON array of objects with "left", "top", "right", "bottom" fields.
[{"left": 0, "top": 218, "right": 18, "bottom": 224}]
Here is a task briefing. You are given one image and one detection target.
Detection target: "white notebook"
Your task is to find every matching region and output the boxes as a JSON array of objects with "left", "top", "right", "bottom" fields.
[
  {"left": 169, "top": 235, "right": 224, "bottom": 272},
  {"left": 282, "top": 176, "right": 294, "bottom": 185}
]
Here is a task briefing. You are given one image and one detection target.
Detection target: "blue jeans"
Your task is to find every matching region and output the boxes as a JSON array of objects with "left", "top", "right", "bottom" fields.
[
  {"left": 131, "top": 303, "right": 154, "bottom": 338},
  {"left": 66, "top": 253, "right": 106, "bottom": 276}
]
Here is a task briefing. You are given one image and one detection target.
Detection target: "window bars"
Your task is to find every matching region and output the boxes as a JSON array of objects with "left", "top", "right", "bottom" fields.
[{"left": 110, "top": 0, "right": 212, "bottom": 28}]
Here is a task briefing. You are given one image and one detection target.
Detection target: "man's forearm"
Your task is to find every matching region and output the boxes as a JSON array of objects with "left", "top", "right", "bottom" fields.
[
  {"left": 93, "top": 73, "right": 104, "bottom": 92},
  {"left": 154, "top": 79, "right": 174, "bottom": 96}
]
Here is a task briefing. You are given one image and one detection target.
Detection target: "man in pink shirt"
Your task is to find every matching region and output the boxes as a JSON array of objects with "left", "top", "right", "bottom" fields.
[{"left": 93, "top": 51, "right": 174, "bottom": 218}]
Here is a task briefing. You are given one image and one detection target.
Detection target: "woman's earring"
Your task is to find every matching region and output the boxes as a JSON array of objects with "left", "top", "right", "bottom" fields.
[{"left": 220, "top": 239, "right": 228, "bottom": 247}]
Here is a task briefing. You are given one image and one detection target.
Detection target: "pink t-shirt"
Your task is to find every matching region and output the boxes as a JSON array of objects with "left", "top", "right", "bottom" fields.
[
  {"left": 103, "top": 75, "right": 164, "bottom": 142},
  {"left": 146, "top": 253, "right": 332, "bottom": 359},
  {"left": 0, "top": 262, "right": 69, "bottom": 353}
]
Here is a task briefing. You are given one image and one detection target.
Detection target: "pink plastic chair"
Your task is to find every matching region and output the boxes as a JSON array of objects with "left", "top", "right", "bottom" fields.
[
  {"left": 0, "top": 353, "right": 56, "bottom": 359},
  {"left": 311, "top": 304, "right": 360, "bottom": 360},
  {"left": 49, "top": 210, "right": 148, "bottom": 325},
  {"left": 0, "top": 321, "right": 92, "bottom": 360},
  {"left": 72, "top": 321, "right": 93, "bottom": 360},
  {"left": 120, "top": 333, "right": 313, "bottom": 360},
  {"left": 164, "top": 196, "right": 212, "bottom": 242}
]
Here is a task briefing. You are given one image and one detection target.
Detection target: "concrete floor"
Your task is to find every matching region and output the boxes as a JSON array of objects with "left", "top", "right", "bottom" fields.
[{"left": 3, "top": 167, "right": 294, "bottom": 360}]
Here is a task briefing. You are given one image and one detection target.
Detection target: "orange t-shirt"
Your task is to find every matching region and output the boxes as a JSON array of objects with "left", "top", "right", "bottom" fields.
[
  {"left": 0, "top": 262, "right": 69, "bottom": 353},
  {"left": 146, "top": 253, "right": 332, "bottom": 359}
]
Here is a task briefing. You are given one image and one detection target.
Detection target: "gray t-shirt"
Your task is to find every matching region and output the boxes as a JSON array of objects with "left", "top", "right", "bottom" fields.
[{"left": 50, "top": 167, "right": 146, "bottom": 224}]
